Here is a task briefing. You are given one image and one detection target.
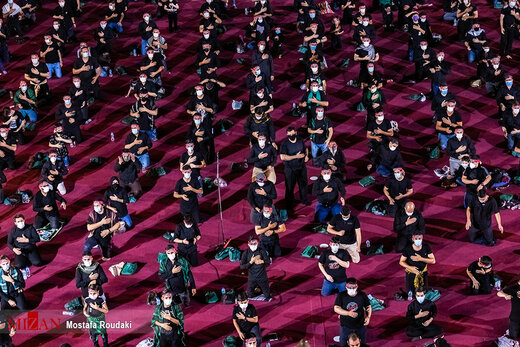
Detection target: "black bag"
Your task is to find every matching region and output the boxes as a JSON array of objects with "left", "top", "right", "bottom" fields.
[
  {"left": 115, "top": 66, "right": 128, "bottom": 76},
  {"left": 214, "top": 119, "right": 234, "bottom": 136},
  {"left": 224, "top": 289, "right": 235, "bottom": 305}
]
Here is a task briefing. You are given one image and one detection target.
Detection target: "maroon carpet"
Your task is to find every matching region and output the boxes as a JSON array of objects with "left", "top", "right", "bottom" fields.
[{"left": 0, "top": 0, "right": 519, "bottom": 346}]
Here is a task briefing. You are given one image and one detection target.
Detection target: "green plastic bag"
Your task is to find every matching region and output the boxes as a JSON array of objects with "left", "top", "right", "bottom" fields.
[
  {"left": 64, "top": 297, "right": 83, "bottom": 311},
  {"left": 424, "top": 289, "right": 441, "bottom": 302},
  {"left": 121, "top": 262, "right": 137, "bottom": 275},
  {"left": 205, "top": 291, "right": 219, "bottom": 304},
  {"left": 228, "top": 247, "right": 241, "bottom": 262},
  {"left": 215, "top": 248, "right": 229, "bottom": 260},
  {"left": 369, "top": 296, "right": 385, "bottom": 311},
  {"left": 356, "top": 102, "right": 365, "bottom": 112},
  {"left": 359, "top": 175, "right": 375, "bottom": 187},
  {"left": 500, "top": 194, "right": 513, "bottom": 202},
  {"left": 301, "top": 246, "right": 318, "bottom": 258},
  {"left": 429, "top": 146, "right": 440, "bottom": 159}
]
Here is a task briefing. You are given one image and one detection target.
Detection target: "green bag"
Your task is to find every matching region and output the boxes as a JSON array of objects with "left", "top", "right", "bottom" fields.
[
  {"left": 228, "top": 247, "right": 241, "bottom": 262},
  {"left": 312, "top": 224, "right": 327, "bottom": 234},
  {"left": 128, "top": 194, "right": 137, "bottom": 203},
  {"left": 205, "top": 291, "right": 219, "bottom": 304},
  {"left": 407, "top": 93, "right": 422, "bottom": 101},
  {"left": 196, "top": 68, "right": 201, "bottom": 75},
  {"left": 147, "top": 167, "right": 167, "bottom": 178},
  {"left": 356, "top": 102, "right": 365, "bottom": 112},
  {"left": 369, "top": 296, "right": 385, "bottom": 311},
  {"left": 223, "top": 336, "right": 239, "bottom": 347},
  {"left": 367, "top": 245, "right": 384, "bottom": 255},
  {"left": 121, "top": 116, "right": 134, "bottom": 125},
  {"left": 301, "top": 246, "right": 318, "bottom": 258},
  {"left": 121, "top": 262, "right": 137, "bottom": 275},
  {"left": 279, "top": 209, "right": 288, "bottom": 222},
  {"left": 424, "top": 289, "right": 441, "bottom": 302},
  {"left": 429, "top": 146, "right": 440, "bottom": 159},
  {"left": 89, "top": 157, "right": 101, "bottom": 165},
  {"left": 163, "top": 232, "right": 174, "bottom": 241},
  {"left": 215, "top": 248, "right": 229, "bottom": 260},
  {"left": 64, "top": 297, "right": 83, "bottom": 311},
  {"left": 500, "top": 194, "right": 514, "bottom": 202},
  {"left": 359, "top": 175, "right": 375, "bottom": 187},
  {"left": 514, "top": 176, "right": 520, "bottom": 185},
  {"left": 298, "top": 45, "right": 308, "bottom": 54}
]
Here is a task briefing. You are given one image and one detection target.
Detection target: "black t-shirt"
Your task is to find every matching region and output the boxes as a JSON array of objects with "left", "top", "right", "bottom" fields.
[
  {"left": 73, "top": 57, "right": 100, "bottom": 82},
  {"left": 402, "top": 243, "right": 432, "bottom": 272},
  {"left": 319, "top": 249, "right": 349, "bottom": 283},
  {"left": 180, "top": 151, "right": 204, "bottom": 178},
  {"left": 87, "top": 209, "right": 112, "bottom": 241},
  {"left": 280, "top": 138, "right": 306, "bottom": 170},
  {"left": 174, "top": 177, "right": 201, "bottom": 213},
  {"left": 328, "top": 214, "right": 360, "bottom": 245},
  {"left": 232, "top": 304, "right": 258, "bottom": 333},
  {"left": 367, "top": 119, "right": 391, "bottom": 138},
  {"left": 141, "top": 53, "right": 163, "bottom": 76},
  {"left": 84, "top": 297, "right": 105, "bottom": 318},
  {"left": 470, "top": 197, "right": 499, "bottom": 230},
  {"left": 468, "top": 260, "right": 493, "bottom": 283},
  {"left": 503, "top": 284, "right": 520, "bottom": 320},
  {"left": 502, "top": 7, "right": 519, "bottom": 28},
  {"left": 435, "top": 111, "right": 462, "bottom": 135},
  {"left": 254, "top": 211, "right": 281, "bottom": 244},
  {"left": 309, "top": 117, "right": 331, "bottom": 144},
  {"left": 334, "top": 290, "right": 370, "bottom": 329},
  {"left": 131, "top": 98, "right": 157, "bottom": 131},
  {"left": 384, "top": 176, "right": 412, "bottom": 199},
  {"left": 25, "top": 63, "right": 49, "bottom": 84},
  {"left": 173, "top": 223, "right": 201, "bottom": 254},
  {"left": 40, "top": 42, "right": 60, "bottom": 64},
  {"left": 463, "top": 166, "right": 488, "bottom": 194}
]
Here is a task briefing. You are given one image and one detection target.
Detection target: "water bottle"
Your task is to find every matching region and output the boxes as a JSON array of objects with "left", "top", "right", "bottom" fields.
[
  {"left": 221, "top": 287, "right": 226, "bottom": 304},
  {"left": 62, "top": 311, "right": 75, "bottom": 316},
  {"left": 407, "top": 290, "right": 413, "bottom": 301},
  {"left": 292, "top": 102, "right": 296, "bottom": 109},
  {"left": 156, "top": 297, "right": 161, "bottom": 306},
  {"left": 366, "top": 240, "right": 370, "bottom": 249},
  {"left": 367, "top": 294, "right": 373, "bottom": 300},
  {"left": 110, "top": 132, "right": 115, "bottom": 142},
  {"left": 9, "top": 91, "right": 13, "bottom": 99},
  {"left": 243, "top": 159, "right": 248, "bottom": 169}
]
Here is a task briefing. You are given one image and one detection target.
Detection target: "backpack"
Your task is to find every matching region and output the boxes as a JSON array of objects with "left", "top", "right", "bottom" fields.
[
  {"left": 490, "top": 169, "right": 511, "bottom": 190},
  {"left": 228, "top": 247, "right": 241, "bottom": 262},
  {"left": 115, "top": 66, "right": 128, "bottom": 76},
  {"left": 223, "top": 336, "right": 239, "bottom": 347},
  {"left": 224, "top": 289, "right": 236, "bottom": 305},
  {"left": 205, "top": 291, "right": 219, "bottom": 304},
  {"left": 424, "top": 289, "right": 441, "bottom": 302}
]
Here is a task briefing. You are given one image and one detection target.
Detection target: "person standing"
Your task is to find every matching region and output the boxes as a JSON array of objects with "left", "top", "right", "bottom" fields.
[
  {"left": 393, "top": 202, "right": 425, "bottom": 252},
  {"left": 233, "top": 291, "right": 261, "bottom": 345},
  {"left": 103, "top": 176, "right": 132, "bottom": 229},
  {"left": 172, "top": 215, "right": 201, "bottom": 267},
  {"left": 383, "top": 167, "right": 413, "bottom": 217},
  {"left": 318, "top": 237, "right": 350, "bottom": 296},
  {"left": 83, "top": 284, "right": 109, "bottom": 347},
  {"left": 158, "top": 245, "right": 197, "bottom": 307},
  {"left": 334, "top": 278, "right": 371, "bottom": 344},
  {"left": 461, "top": 155, "right": 491, "bottom": 207},
  {"left": 173, "top": 167, "right": 203, "bottom": 224},
  {"left": 75, "top": 251, "right": 108, "bottom": 298},
  {"left": 7, "top": 214, "right": 42, "bottom": 268},
  {"left": 399, "top": 233, "right": 435, "bottom": 294},
  {"left": 151, "top": 289, "right": 185, "bottom": 347},
  {"left": 114, "top": 150, "right": 142, "bottom": 199},
  {"left": 405, "top": 287, "right": 443, "bottom": 339},
  {"left": 254, "top": 205, "right": 285, "bottom": 258},
  {"left": 280, "top": 127, "right": 310, "bottom": 210},
  {"left": 466, "top": 256, "right": 493, "bottom": 295},
  {"left": 240, "top": 237, "right": 271, "bottom": 301},
  {"left": 498, "top": 274, "right": 520, "bottom": 339},
  {"left": 465, "top": 189, "right": 503, "bottom": 246},
  {"left": 327, "top": 206, "right": 362, "bottom": 264},
  {"left": 247, "top": 172, "right": 276, "bottom": 223},
  {"left": 499, "top": 1, "right": 520, "bottom": 59}
]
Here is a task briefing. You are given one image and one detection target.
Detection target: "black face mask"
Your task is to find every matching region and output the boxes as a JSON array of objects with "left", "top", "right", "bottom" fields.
[
  {"left": 288, "top": 134, "right": 297, "bottom": 141},
  {"left": 111, "top": 182, "right": 119, "bottom": 189}
]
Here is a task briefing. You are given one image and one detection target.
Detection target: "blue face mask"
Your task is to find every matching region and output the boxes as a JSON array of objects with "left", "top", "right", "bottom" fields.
[
  {"left": 310, "top": 46, "right": 316, "bottom": 50},
  {"left": 310, "top": 13, "right": 315, "bottom": 18},
  {"left": 368, "top": 67, "right": 374, "bottom": 73},
  {"left": 506, "top": 81, "right": 513, "bottom": 87},
  {"left": 412, "top": 16, "right": 419, "bottom": 21},
  {"left": 441, "top": 90, "right": 447, "bottom": 96},
  {"left": 275, "top": 30, "right": 280, "bottom": 34}
]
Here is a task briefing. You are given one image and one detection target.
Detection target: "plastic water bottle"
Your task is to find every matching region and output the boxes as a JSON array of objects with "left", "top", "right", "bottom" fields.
[
  {"left": 9, "top": 91, "right": 13, "bottom": 99},
  {"left": 110, "top": 132, "right": 115, "bottom": 142},
  {"left": 367, "top": 294, "right": 373, "bottom": 300},
  {"left": 156, "top": 297, "right": 161, "bottom": 306},
  {"left": 366, "top": 240, "right": 370, "bottom": 249},
  {"left": 221, "top": 287, "right": 226, "bottom": 304},
  {"left": 407, "top": 290, "right": 413, "bottom": 301},
  {"left": 62, "top": 311, "right": 75, "bottom": 316}
]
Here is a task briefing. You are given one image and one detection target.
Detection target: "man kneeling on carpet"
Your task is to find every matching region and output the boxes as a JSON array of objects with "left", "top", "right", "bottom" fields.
[
  {"left": 33, "top": 180, "right": 66, "bottom": 233},
  {"left": 466, "top": 255, "right": 494, "bottom": 295},
  {"left": 318, "top": 236, "right": 350, "bottom": 296},
  {"left": 151, "top": 289, "right": 185, "bottom": 347},
  {"left": 233, "top": 291, "right": 262, "bottom": 346},
  {"left": 7, "top": 214, "right": 43, "bottom": 268},
  {"left": 405, "top": 286, "right": 443, "bottom": 340},
  {"left": 83, "top": 284, "right": 109, "bottom": 347}
]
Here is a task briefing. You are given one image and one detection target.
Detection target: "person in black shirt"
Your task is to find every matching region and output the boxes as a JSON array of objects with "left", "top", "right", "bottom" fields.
[
  {"left": 33, "top": 180, "right": 66, "bottom": 230},
  {"left": 134, "top": 74, "right": 158, "bottom": 99},
  {"left": 187, "top": 113, "right": 213, "bottom": 164},
  {"left": 399, "top": 233, "right": 435, "bottom": 294},
  {"left": 7, "top": 214, "right": 42, "bottom": 268},
  {"left": 49, "top": 20, "right": 66, "bottom": 50},
  {"left": 428, "top": 52, "right": 450, "bottom": 96},
  {"left": 85, "top": 201, "right": 120, "bottom": 261},
  {"left": 105, "top": 1, "right": 123, "bottom": 34},
  {"left": 94, "top": 20, "right": 115, "bottom": 57},
  {"left": 233, "top": 291, "right": 261, "bottom": 345},
  {"left": 41, "top": 151, "right": 68, "bottom": 196},
  {"left": 53, "top": 0, "right": 76, "bottom": 40},
  {"left": 244, "top": 111, "right": 275, "bottom": 146},
  {"left": 308, "top": 107, "right": 333, "bottom": 159},
  {"left": 334, "top": 278, "right": 371, "bottom": 344},
  {"left": 40, "top": 35, "right": 62, "bottom": 79},
  {"left": 151, "top": 289, "right": 185, "bottom": 346},
  {"left": 104, "top": 176, "right": 132, "bottom": 229},
  {"left": 72, "top": 47, "right": 101, "bottom": 99},
  {"left": 164, "top": 0, "right": 179, "bottom": 32},
  {"left": 2, "top": 108, "right": 26, "bottom": 145},
  {"left": 254, "top": 205, "right": 285, "bottom": 258},
  {"left": 456, "top": 0, "right": 477, "bottom": 41},
  {"left": 83, "top": 284, "right": 109, "bottom": 347},
  {"left": 327, "top": 206, "right": 362, "bottom": 263},
  {"left": 179, "top": 139, "right": 206, "bottom": 194},
  {"left": 197, "top": 42, "right": 219, "bottom": 82},
  {"left": 0, "top": 255, "right": 26, "bottom": 310},
  {"left": 69, "top": 76, "right": 90, "bottom": 124},
  {"left": 159, "top": 245, "right": 197, "bottom": 306},
  {"left": 313, "top": 165, "right": 346, "bottom": 223},
  {"left": 141, "top": 48, "right": 164, "bottom": 87},
  {"left": 465, "top": 189, "right": 503, "bottom": 246},
  {"left": 280, "top": 127, "right": 309, "bottom": 210},
  {"left": 138, "top": 13, "right": 157, "bottom": 55},
  {"left": 247, "top": 66, "right": 271, "bottom": 102},
  {"left": 366, "top": 111, "right": 393, "bottom": 153},
  {"left": 384, "top": 167, "right": 413, "bottom": 217},
  {"left": 300, "top": 81, "right": 329, "bottom": 121},
  {"left": 248, "top": 172, "right": 276, "bottom": 223},
  {"left": 272, "top": 26, "right": 283, "bottom": 59},
  {"left": 484, "top": 57, "right": 505, "bottom": 96},
  {"left": 13, "top": 80, "right": 37, "bottom": 123},
  {"left": 0, "top": 311, "right": 15, "bottom": 346},
  {"left": 114, "top": 149, "right": 142, "bottom": 198},
  {"left": 24, "top": 54, "right": 50, "bottom": 101},
  {"left": 412, "top": 40, "right": 435, "bottom": 82},
  {"left": 173, "top": 167, "right": 203, "bottom": 224},
  {"left": 248, "top": 134, "right": 277, "bottom": 184},
  {"left": 319, "top": 236, "right": 350, "bottom": 296},
  {"left": 330, "top": 16, "right": 344, "bottom": 50},
  {"left": 435, "top": 99, "right": 462, "bottom": 150},
  {"left": 0, "top": 127, "right": 16, "bottom": 170},
  {"left": 55, "top": 95, "right": 82, "bottom": 143},
  {"left": 446, "top": 127, "right": 476, "bottom": 176},
  {"left": 75, "top": 251, "right": 108, "bottom": 298},
  {"left": 318, "top": 141, "right": 346, "bottom": 182},
  {"left": 406, "top": 287, "right": 443, "bottom": 339},
  {"left": 130, "top": 90, "right": 158, "bottom": 142},
  {"left": 354, "top": 37, "right": 379, "bottom": 84},
  {"left": 240, "top": 237, "right": 271, "bottom": 301},
  {"left": 187, "top": 85, "right": 215, "bottom": 117},
  {"left": 503, "top": 102, "right": 520, "bottom": 150},
  {"left": 250, "top": 88, "right": 274, "bottom": 116},
  {"left": 394, "top": 202, "right": 425, "bottom": 252},
  {"left": 49, "top": 125, "right": 72, "bottom": 167},
  {"left": 125, "top": 124, "right": 152, "bottom": 172},
  {"left": 172, "top": 215, "right": 201, "bottom": 267},
  {"left": 498, "top": 274, "right": 520, "bottom": 339},
  {"left": 465, "top": 23, "right": 486, "bottom": 63},
  {"left": 306, "top": 62, "right": 326, "bottom": 93},
  {"left": 367, "top": 138, "right": 403, "bottom": 177},
  {"left": 497, "top": 75, "right": 520, "bottom": 117},
  {"left": 466, "top": 255, "right": 493, "bottom": 295},
  {"left": 461, "top": 156, "right": 491, "bottom": 207},
  {"left": 431, "top": 83, "right": 456, "bottom": 114},
  {"left": 500, "top": 3, "right": 520, "bottom": 59}
]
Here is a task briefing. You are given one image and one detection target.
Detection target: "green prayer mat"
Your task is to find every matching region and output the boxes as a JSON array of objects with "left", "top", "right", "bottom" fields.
[
  {"left": 359, "top": 175, "right": 375, "bottom": 187},
  {"left": 301, "top": 246, "right": 318, "bottom": 258},
  {"left": 121, "top": 116, "right": 134, "bottom": 125},
  {"left": 146, "top": 167, "right": 166, "bottom": 178},
  {"left": 37, "top": 221, "right": 64, "bottom": 242}
]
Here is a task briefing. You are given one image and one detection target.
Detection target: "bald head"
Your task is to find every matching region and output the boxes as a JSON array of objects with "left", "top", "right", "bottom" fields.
[{"left": 405, "top": 202, "right": 415, "bottom": 213}]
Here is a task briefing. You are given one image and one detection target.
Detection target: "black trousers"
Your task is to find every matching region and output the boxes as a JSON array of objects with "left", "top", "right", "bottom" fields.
[
  {"left": 500, "top": 28, "right": 516, "bottom": 56},
  {"left": 247, "top": 275, "right": 270, "bottom": 299},
  {"left": 168, "top": 12, "right": 178, "bottom": 32},
  {"left": 331, "top": 34, "right": 342, "bottom": 50},
  {"left": 284, "top": 166, "right": 308, "bottom": 209},
  {"left": 510, "top": 319, "right": 520, "bottom": 339},
  {"left": 34, "top": 213, "right": 60, "bottom": 229},
  {"left": 406, "top": 323, "right": 442, "bottom": 338},
  {"left": 15, "top": 248, "right": 42, "bottom": 268},
  {"left": 261, "top": 240, "right": 281, "bottom": 258},
  {"left": 469, "top": 278, "right": 492, "bottom": 295},
  {"left": 159, "top": 330, "right": 181, "bottom": 347},
  {"left": 0, "top": 292, "right": 27, "bottom": 310},
  {"left": 178, "top": 250, "right": 198, "bottom": 267},
  {"left": 90, "top": 329, "right": 108, "bottom": 347}
]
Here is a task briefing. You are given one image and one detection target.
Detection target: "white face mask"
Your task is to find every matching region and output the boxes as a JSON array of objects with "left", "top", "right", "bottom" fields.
[
  {"left": 406, "top": 211, "right": 413, "bottom": 217},
  {"left": 420, "top": 18, "right": 426, "bottom": 22},
  {"left": 45, "top": 39, "right": 52, "bottom": 45},
  {"left": 196, "top": 90, "right": 203, "bottom": 96},
  {"left": 514, "top": 109, "right": 520, "bottom": 115},
  {"left": 64, "top": 99, "right": 71, "bottom": 105},
  {"left": 363, "top": 42, "right": 369, "bottom": 47},
  {"left": 50, "top": 157, "right": 57, "bottom": 163},
  {"left": 184, "top": 173, "right": 191, "bottom": 179},
  {"left": 484, "top": 48, "right": 490, "bottom": 53},
  {"left": 394, "top": 173, "right": 402, "bottom": 179},
  {"left": 163, "top": 298, "right": 172, "bottom": 306},
  {"left": 1, "top": 265, "right": 9, "bottom": 272},
  {"left": 330, "top": 245, "right": 339, "bottom": 253},
  {"left": 260, "top": 0, "right": 265, "bottom": 3},
  {"left": 109, "top": 5, "right": 114, "bottom": 9},
  {"left": 510, "top": 1, "right": 516, "bottom": 6},
  {"left": 456, "top": 133, "right": 463, "bottom": 140},
  {"left": 187, "top": 147, "right": 194, "bottom": 153},
  {"left": 16, "top": 222, "right": 25, "bottom": 229},
  {"left": 263, "top": 212, "right": 271, "bottom": 218},
  {"left": 21, "top": 86, "right": 27, "bottom": 92},
  {"left": 42, "top": 186, "right": 50, "bottom": 193},
  {"left": 32, "top": 59, "right": 38, "bottom": 65},
  {"left": 420, "top": 45, "right": 427, "bottom": 50},
  {"left": 461, "top": 163, "right": 469, "bottom": 168},
  {"left": 322, "top": 174, "right": 331, "bottom": 181},
  {"left": 312, "top": 86, "right": 319, "bottom": 92},
  {"left": 317, "top": 111, "right": 324, "bottom": 118},
  {"left": 153, "top": 33, "right": 159, "bottom": 38},
  {"left": 311, "top": 68, "right": 318, "bottom": 73},
  {"left": 83, "top": 260, "right": 92, "bottom": 267},
  {"left": 257, "top": 93, "right": 264, "bottom": 98},
  {"left": 194, "top": 119, "right": 201, "bottom": 125},
  {"left": 249, "top": 245, "right": 258, "bottom": 252},
  {"left": 360, "top": 8, "right": 365, "bottom": 14},
  {"left": 447, "top": 106, "right": 454, "bottom": 112},
  {"left": 371, "top": 88, "right": 377, "bottom": 93},
  {"left": 377, "top": 116, "right": 384, "bottom": 121},
  {"left": 101, "top": 24, "right": 106, "bottom": 29},
  {"left": 203, "top": 12, "right": 209, "bottom": 18},
  {"left": 437, "top": 56, "right": 444, "bottom": 62},
  {"left": 82, "top": 52, "right": 89, "bottom": 58},
  {"left": 203, "top": 34, "right": 209, "bottom": 39},
  {"left": 389, "top": 146, "right": 397, "bottom": 151},
  {"left": 144, "top": 16, "right": 150, "bottom": 21},
  {"left": 255, "top": 115, "right": 262, "bottom": 120},
  {"left": 493, "top": 64, "right": 500, "bottom": 70},
  {"left": 362, "top": 21, "right": 368, "bottom": 26},
  {"left": 147, "top": 54, "right": 154, "bottom": 59},
  {"left": 73, "top": 82, "right": 80, "bottom": 88},
  {"left": 347, "top": 288, "right": 357, "bottom": 296},
  {"left": 416, "top": 296, "right": 425, "bottom": 304},
  {"left": 258, "top": 18, "right": 263, "bottom": 23},
  {"left": 259, "top": 45, "right": 265, "bottom": 50},
  {"left": 413, "top": 239, "right": 422, "bottom": 247},
  {"left": 184, "top": 222, "right": 193, "bottom": 228},
  {"left": 239, "top": 303, "right": 248, "bottom": 310},
  {"left": 258, "top": 140, "right": 265, "bottom": 147},
  {"left": 132, "top": 129, "right": 139, "bottom": 135},
  {"left": 94, "top": 206, "right": 102, "bottom": 213},
  {"left": 89, "top": 294, "right": 98, "bottom": 300},
  {"left": 257, "top": 182, "right": 265, "bottom": 187},
  {"left": 469, "top": 163, "right": 476, "bottom": 169},
  {"left": 53, "top": 24, "right": 59, "bottom": 30},
  {"left": 167, "top": 253, "right": 176, "bottom": 260},
  {"left": 59, "top": 1, "right": 64, "bottom": 6}
]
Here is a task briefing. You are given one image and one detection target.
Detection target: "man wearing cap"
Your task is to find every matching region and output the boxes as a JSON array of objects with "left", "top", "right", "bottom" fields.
[
  {"left": 384, "top": 167, "right": 413, "bottom": 217},
  {"left": 466, "top": 189, "right": 503, "bottom": 246},
  {"left": 280, "top": 127, "right": 309, "bottom": 210},
  {"left": 75, "top": 251, "right": 108, "bottom": 298},
  {"left": 138, "top": 13, "right": 157, "bottom": 56},
  {"left": 172, "top": 215, "right": 201, "bottom": 267},
  {"left": 55, "top": 95, "right": 82, "bottom": 143},
  {"left": 319, "top": 236, "right": 350, "bottom": 296},
  {"left": 0, "top": 255, "right": 26, "bottom": 310},
  {"left": 141, "top": 48, "right": 164, "bottom": 88},
  {"left": 394, "top": 201, "right": 425, "bottom": 252},
  {"left": 248, "top": 134, "right": 277, "bottom": 184},
  {"left": 240, "top": 237, "right": 271, "bottom": 301},
  {"left": 33, "top": 180, "right": 66, "bottom": 231},
  {"left": 318, "top": 141, "right": 346, "bottom": 181},
  {"left": 327, "top": 206, "right": 362, "bottom": 263},
  {"left": 130, "top": 90, "right": 158, "bottom": 141},
  {"left": 248, "top": 172, "right": 277, "bottom": 223},
  {"left": 125, "top": 124, "right": 152, "bottom": 172},
  {"left": 446, "top": 127, "right": 476, "bottom": 176},
  {"left": 461, "top": 155, "right": 491, "bottom": 207},
  {"left": 399, "top": 233, "right": 435, "bottom": 294},
  {"left": 94, "top": 20, "right": 115, "bottom": 57},
  {"left": 159, "top": 245, "right": 197, "bottom": 306},
  {"left": 39, "top": 35, "right": 62, "bottom": 79},
  {"left": 334, "top": 278, "right": 371, "bottom": 344},
  {"left": 13, "top": 80, "right": 37, "bottom": 122},
  {"left": 7, "top": 214, "right": 42, "bottom": 268},
  {"left": 174, "top": 167, "right": 203, "bottom": 223},
  {"left": 24, "top": 54, "right": 50, "bottom": 101},
  {"left": 41, "top": 151, "right": 68, "bottom": 195},
  {"left": 308, "top": 107, "right": 333, "bottom": 159},
  {"left": 254, "top": 205, "right": 285, "bottom": 258},
  {"left": 313, "top": 165, "right": 346, "bottom": 223},
  {"left": 114, "top": 149, "right": 142, "bottom": 198},
  {"left": 85, "top": 200, "right": 120, "bottom": 261},
  {"left": 73, "top": 47, "right": 101, "bottom": 100},
  {"left": 233, "top": 291, "right": 261, "bottom": 345},
  {"left": 466, "top": 255, "right": 494, "bottom": 295}
]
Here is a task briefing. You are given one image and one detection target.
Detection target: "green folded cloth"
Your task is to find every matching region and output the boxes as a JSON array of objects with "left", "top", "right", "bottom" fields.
[
  {"left": 121, "top": 116, "right": 134, "bottom": 125},
  {"left": 215, "top": 248, "right": 229, "bottom": 260},
  {"left": 205, "top": 291, "right": 219, "bottom": 304},
  {"left": 359, "top": 175, "right": 375, "bottom": 187},
  {"left": 301, "top": 245, "right": 318, "bottom": 258},
  {"left": 228, "top": 247, "right": 241, "bottom": 262},
  {"left": 298, "top": 45, "right": 308, "bottom": 54},
  {"left": 65, "top": 297, "right": 83, "bottom": 311},
  {"left": 223, "top": 336, "right": 239, "bottom": 347},
  {"left": 429, "top": 146, "right": 440, "bottom": 159},
  {"left": 279, "top": 209, "right": 288, "bottom": 222},
  {"left": 369, "top": 296, "right": 385, "bottom": 311},
  {"left": 407, "top": 93, "right": 422, "bottom": 101},
  {"left": 24, "top": 122, "right": 36, "bottom": 131},
  {"left": 425, "top": 289, "right": 441, "bottom": 302},
  {"left": 367, "top": 245, "right": 384, "bottom": 255},
  {"left": 356, "top": 102, "right": 365, "bottom": 112},
  {"left": 121, "top": 262, "right": 137, "bottom": 275}
]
